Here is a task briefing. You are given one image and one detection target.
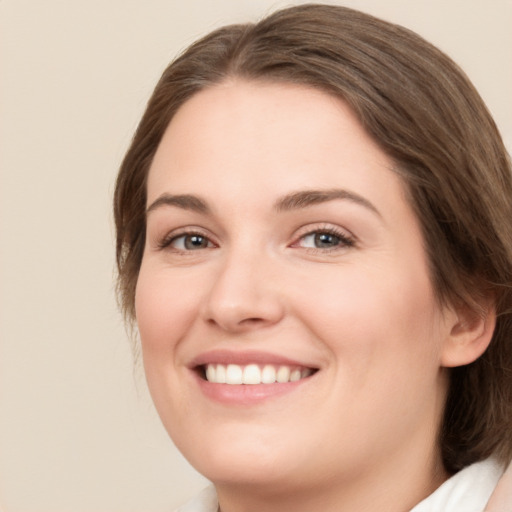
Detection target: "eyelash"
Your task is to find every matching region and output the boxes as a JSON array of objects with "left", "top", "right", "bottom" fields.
[
  {"left": 156, "top": 226, "right": 355, "bottom": 253},
  {"left": 293, "top": 226, "right": 355, "bottom": 253},
  {"left": 157, "top": 229, "right": 215, "bottom": 252}
]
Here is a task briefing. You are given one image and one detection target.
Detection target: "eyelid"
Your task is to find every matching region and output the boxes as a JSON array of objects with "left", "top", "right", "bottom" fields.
[
  {"left": 152, "top": 222, "right": 356, "bottom": 253},
  {"left": 293, "top": 222, "right": 355, "bottom": 239},
  {"left": 156, "top": 226, "right": 217, "bottom": 251},
  {"left": 290, "top": 223, "right": 356, "bottom": 250}
]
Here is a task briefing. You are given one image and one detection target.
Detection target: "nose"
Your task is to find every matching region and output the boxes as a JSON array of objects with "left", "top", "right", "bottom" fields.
[{"left": 201, "top": 250, "right": 285, "bottom": 333}]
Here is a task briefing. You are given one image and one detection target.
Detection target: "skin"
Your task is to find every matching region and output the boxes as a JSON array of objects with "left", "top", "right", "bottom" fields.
[{"left": 136, "top": 80, "right": 493, "bottom": 512}]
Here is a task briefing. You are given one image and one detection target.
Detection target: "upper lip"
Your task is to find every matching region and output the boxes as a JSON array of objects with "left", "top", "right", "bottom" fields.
[{"left": 189, "top": 349, "right": 319, "bottom": 370}]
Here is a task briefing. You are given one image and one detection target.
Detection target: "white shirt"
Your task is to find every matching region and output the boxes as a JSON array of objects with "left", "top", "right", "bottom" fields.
[
  {"left": 410, "top": 457, "right": 503, "bottom": 512},
  {"left": 174, "top": 457, "right": 504, "bottom": 512}
]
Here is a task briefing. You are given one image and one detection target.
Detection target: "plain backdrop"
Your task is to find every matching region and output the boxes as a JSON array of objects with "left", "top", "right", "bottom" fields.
[{"left": 1, "top": 1, "right": 511, "bottom": 511}]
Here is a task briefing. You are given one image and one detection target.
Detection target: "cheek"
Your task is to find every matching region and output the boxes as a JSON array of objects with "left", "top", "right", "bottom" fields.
[
  {"left": 292, "top": 261, "right": 443, "bottom": 379},
  {"left": 135, "top": 264, "right": 200, "bottom": 356},
  {"left": 134, "top": 264, "right": 204, "bottom": 421}
]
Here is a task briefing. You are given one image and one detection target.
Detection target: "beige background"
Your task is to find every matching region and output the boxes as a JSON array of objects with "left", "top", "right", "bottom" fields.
[{"left": 1, "top": 1, "right": 510, "bottom": 511}]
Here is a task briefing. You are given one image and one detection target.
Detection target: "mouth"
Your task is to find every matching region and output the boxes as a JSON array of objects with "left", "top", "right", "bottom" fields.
[
  {"left": 198, "top": 363, "right": 317, "bottom": 385},
  {"left": 189, "top": 350, "right": 319, "bottom": 404}
]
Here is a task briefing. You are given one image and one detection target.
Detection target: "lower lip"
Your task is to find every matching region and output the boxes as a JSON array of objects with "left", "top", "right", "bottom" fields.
[{"left": 193, "top": 372, "right": 312, "bottom": 405}]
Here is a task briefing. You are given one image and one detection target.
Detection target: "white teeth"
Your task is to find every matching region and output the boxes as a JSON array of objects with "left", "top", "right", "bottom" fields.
[
  {"left": 261, "top": 365, "right": 276, "bottom": 384},
  {"left": 242, "top": 364, "right": 261, "bottom": 384},
  {"left": 216, "top": 364, "right": 226, "bottom": 384},
  {"left": 290, "top": 369, "right": 302, "bottom": 382},
  {"left": 204, "top": 363, "right": 314, "bottom": 385},
  {"left": 226, "top": 364, "right": 243, "bottom": 384},
  {"left": 206, "top": 364, "right": 216, "bottom": 383},
  {"left": 207, "top": 363, "right": 227, "bottom": 383},
  {"left": 301, "top": 368, "right": 313, "bottom": 379},
  {"left": 276, "top": 366, "right": 291, "bottom": 383}
]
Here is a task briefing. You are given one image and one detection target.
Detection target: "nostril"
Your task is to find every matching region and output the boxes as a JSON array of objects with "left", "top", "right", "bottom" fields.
[
  {"left": 240, "top": 317, "right": 265, "bottom": 325},
  {"left": 206, "top": 316, "right": 269, "bottom": 330}
]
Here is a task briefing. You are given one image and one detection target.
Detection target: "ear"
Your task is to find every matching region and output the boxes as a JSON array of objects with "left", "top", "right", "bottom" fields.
[{"left": 440, "top": 297, "right": 496, "bottom": 368}]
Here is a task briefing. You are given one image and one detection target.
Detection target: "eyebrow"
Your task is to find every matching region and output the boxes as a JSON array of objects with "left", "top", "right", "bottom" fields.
[
  {"left": 146, "top": 188, "right": 381, "bottom": 218},
  {"left": 274, "top": 189, "right": 381, "bottom": 217},
  {"left": 146, "top": 194, "right": 210, "bottom": 216}
]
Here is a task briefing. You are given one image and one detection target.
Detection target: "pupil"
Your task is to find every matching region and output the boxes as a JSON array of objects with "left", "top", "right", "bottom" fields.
[
  {"left": 185, "top": 235, "right": 206, "bottom": 249},
  {"left": 315, "top": 233, "right": 339, "bottom": 248}
]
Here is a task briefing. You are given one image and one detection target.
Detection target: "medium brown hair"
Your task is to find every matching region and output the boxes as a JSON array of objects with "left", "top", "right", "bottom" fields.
[{"left": 114, "top": 4, "right": 512, "bottom": 473}]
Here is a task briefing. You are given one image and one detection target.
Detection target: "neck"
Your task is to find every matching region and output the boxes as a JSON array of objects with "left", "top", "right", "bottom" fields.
[{"left": 215, "top": 443, "right": 449, "bottom": 512}]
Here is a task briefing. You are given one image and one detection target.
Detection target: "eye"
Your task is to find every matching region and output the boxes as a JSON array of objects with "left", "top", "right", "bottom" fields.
[
  {"left": 159, "top": 232, "right": 215, "bottom": 251},
  {"left": 294, "top": 228, "right": 354, "bottom": 251},
  {"left": 301, "top": 232, "right": 341, "bottom": 249}
]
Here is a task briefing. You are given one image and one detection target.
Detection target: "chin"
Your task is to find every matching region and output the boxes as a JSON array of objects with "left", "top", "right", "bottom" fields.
[{"left": 174, "top": 424, "right": 301, "bottom": 486}]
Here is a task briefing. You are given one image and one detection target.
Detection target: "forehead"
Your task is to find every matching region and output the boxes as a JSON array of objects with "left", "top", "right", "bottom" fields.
[{"left": 147, "top": 80, "right": 404, "bottom": 217}]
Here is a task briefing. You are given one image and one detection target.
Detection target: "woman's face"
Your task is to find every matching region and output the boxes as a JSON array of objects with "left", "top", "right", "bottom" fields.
[{"left": 136, "top": 81, "right": 453, "bottom": 493}]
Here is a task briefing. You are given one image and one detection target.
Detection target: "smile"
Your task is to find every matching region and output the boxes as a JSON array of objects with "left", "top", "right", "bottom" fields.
[
  {"left": 190, "top": 350, "right": 319, "bottom": 404},
  {"left": 204, "top": 363, "right": 315, "bottom": 385}
]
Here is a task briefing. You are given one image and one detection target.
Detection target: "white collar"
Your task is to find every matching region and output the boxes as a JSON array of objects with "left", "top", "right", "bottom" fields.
[
  {"left": 175, "top": 458, "right": 504, "bottom": 512},
  {"left": 174, "top": 485, "right": 218, "bottom": 512},
  {"left": 411, "top": 457, "right": 503, "bottom": 512}
]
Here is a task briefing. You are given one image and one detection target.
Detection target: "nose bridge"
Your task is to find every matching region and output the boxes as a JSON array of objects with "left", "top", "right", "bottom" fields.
[{"left": 202, "top": 237, "right": 284, "bottom": 331}]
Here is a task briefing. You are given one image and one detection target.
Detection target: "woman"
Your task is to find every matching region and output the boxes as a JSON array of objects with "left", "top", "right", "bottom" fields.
[{"left": 114, "top": 4, "right": 512, "bottom": 511}]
